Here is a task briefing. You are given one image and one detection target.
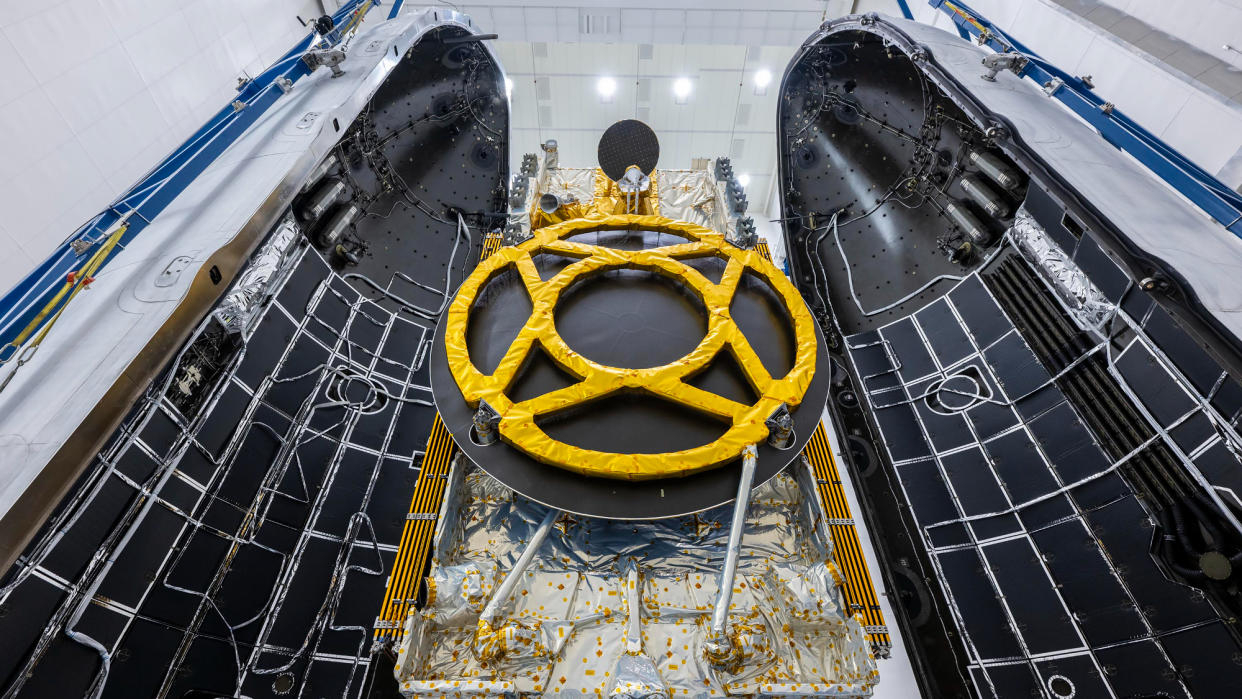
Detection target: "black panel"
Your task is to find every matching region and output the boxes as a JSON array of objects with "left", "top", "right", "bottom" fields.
[
  {"left": 1073, "top": 233, "right": 1130, "bottom": 302},
  {"left": 1086, "top": 496, "right": 1215, "bottom": 633},
  {"left": 1113, "top": 340, "right": 1195, "bottom": 428},
  {"left": 1162, "top": 622, "right": 1242, "bottom": 697},
  {"left": 845, "top": 252, "right": 1242, "bottom": 698},
  {"left": 883, "top": 317, "right": 937, "bottom": 381},
  {"left": 0, "top": 23, "right": 509, "bottom": 696},
  {"left": 1094, "top": 640, "right": 1187, "bottom": 699},
  {"left": 949, "top": 275, "right": 1010, "bottom": 348},
  {"left": 1143, "top": 306, "right": 1225, "bottom": 396},
  {"left": 916, "top": 298, "right": 974, "bottom": 367},
  {"left": 986, "top": 538, "right": 1077, "bottom": 654},
  {"left": 938, "top": 548, "right": 1022, "bottom": 659}
]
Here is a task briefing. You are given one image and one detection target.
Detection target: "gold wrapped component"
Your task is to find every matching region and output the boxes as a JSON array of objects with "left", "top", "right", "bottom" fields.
[
  {"left": 532, "top": 168, "right": 662, "bottom": 229},
  {"left": 444, "top": 214, "right": 818, "bottom": 480},
  {"left": 591, "top": 167, "right": 660, "bottom": 216}
]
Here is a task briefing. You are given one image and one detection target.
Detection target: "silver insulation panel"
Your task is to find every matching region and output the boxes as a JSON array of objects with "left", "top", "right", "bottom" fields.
[
  {"left": 1010, "top": 208, "right": 1115, "bottom": 334},
  {"left": 394, "top": 464, "right": 878, "bottom": 697}
]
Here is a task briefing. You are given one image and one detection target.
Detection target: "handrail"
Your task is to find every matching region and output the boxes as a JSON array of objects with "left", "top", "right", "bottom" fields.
[
  {"left": 928, "top": 0, "right": 1242, "bottom": 238},
  {"left": 0, "top": 0, "right": 380, "bottom": 363}
]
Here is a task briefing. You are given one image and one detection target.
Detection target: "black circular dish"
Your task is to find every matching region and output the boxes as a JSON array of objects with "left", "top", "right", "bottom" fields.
[
  {"left": 597, "top": 119, "right": 660, "bottom": 182},
  {"left": 429, "top": 230, "right": 830, "bottom": 519}
]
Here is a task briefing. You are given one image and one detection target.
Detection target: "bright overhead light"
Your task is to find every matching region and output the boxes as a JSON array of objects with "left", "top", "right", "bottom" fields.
[
  {"left": 596, "top": 76, "right": 617, "bottom": 101},
  {"left": 754, "top": 68, "right": 772, "bottom": 89},
  {"left": 737, "top": 173, "right": 751, "bottom": 188},
  {"left": 673, "top": 77, "right": 692, "bottom": 103},
  {"left": 505, "top": 77, "right": 513, "bottom": 98}
]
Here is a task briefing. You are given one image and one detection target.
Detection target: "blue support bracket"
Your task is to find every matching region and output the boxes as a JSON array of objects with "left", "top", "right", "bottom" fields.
[
  {"left": 929, "top": 0, "right": 1242, "bottom": 238},
  {"left": 0, "top": 0, "right": 380, "bottom": 361}
]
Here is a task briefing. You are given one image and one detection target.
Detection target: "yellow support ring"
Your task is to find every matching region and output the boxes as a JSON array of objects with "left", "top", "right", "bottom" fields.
[{"left": 444, "top": 214, "right": 817, "bottom": 480}]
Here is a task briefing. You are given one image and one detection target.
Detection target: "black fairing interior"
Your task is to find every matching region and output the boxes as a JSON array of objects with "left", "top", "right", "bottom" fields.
[
  {"left": 780, "top": 18, "right": 1242, "bottom": 699},
  {"left": 0, "top": 24, "right": 507, "bottom": 699}
]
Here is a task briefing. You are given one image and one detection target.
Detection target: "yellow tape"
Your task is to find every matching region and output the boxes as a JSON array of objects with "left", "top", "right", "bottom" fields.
[
  {"left": 806, "top": 424, "right": 890, "bottom": 649},
  {"left": 4, "top": 222, "right": 128, "bottom": 356},
  {"left": 444, "top": 214, "right": 817, "bottom": 480},
  {"left": 375, "top": 414, "right": 456, "bottom": 640}
]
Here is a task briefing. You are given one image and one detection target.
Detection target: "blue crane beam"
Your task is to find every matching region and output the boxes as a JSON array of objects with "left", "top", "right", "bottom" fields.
[
  {"left": 0, "top": 0, "right": 379, "bottom": 361},
  {"left": 928, "top": 0, "right": 1242, "bottom": 238}
]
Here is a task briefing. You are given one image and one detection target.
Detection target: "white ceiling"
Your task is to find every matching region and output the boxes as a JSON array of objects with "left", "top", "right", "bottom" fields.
[
  {"left": 2, "top": 0, "right": 1239, "bottom": 294},
  {"left": 460, "top": 3, "right": 833, "bottom": 45},
  {"left": 493, "top": 40, "right": 795, "bottom": 211},
  {"left": 463, "top": 1, "right": 865, "bottom": 217}
]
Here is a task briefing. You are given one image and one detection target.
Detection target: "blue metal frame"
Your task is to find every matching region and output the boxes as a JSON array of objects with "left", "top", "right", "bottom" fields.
[
  {"left": 0, "top": 0, "right": 380, "bottom": 360},
  {"left": 929, "top": 0, "right": 1242, "bottom": 238}
]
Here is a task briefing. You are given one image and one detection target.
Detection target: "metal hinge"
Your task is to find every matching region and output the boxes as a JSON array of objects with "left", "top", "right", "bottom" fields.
[{"left": 406, "top": 512, "right": 437, "bottom": 521}]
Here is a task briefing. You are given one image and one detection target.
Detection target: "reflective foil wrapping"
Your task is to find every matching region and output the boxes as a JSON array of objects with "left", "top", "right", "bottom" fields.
[
  {"left": 212, "top": 216, "right": 300, "bottom": 334},
  {"left": 1011, "top": 208, "right": 1115, "bottom": 332},
  {"left": 395, "top": 464, "right": 879, "bottom": 697},
  {"left": 609, "top": 654, "right": 668, "bottom": 698},
  {"left": 655, "top": 169, "right": 731, "bottom": 234},
  {"left": 527, "top": 166, "right": 732, "bottom": 237},
  {"left": 530, "top": 167, "right": 599, "bottom": 229}
]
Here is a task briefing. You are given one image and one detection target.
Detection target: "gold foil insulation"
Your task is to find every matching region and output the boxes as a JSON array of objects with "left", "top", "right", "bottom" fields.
[{"left": 529, "top": 168, "right": 662, "bottom": 229}]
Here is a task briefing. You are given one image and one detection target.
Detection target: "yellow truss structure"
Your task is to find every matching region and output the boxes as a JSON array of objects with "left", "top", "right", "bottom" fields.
[{"left": 444, "top": 214, "right": 818, "bottom": 480}]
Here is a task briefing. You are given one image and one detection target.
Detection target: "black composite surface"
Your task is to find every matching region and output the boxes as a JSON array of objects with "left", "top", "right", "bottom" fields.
[
  {"left": 779, "top": 19, "right": 1242, "bottom": 699},
  {"left": 847, "top": 266, "right": 1242, "bottom": 699},
  {"left": 0, "top": 249, "right": 438, "bottom": 698}
]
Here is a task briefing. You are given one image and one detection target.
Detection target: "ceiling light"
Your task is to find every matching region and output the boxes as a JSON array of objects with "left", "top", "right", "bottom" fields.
[
  {"left": 737, "top": 173, "right": 751, "bottom": 187},
  {"left": 505, "top": 78, "right": 513, "bottom": 99},
  {"left": 753, "top": 68, "right": 772, "bottom": 95},
  {"left": 673, "top": 77, "right": 692, "bottom": 103},
  {"left": 597, "top": 76, "right": 617, "bottom": 102}
]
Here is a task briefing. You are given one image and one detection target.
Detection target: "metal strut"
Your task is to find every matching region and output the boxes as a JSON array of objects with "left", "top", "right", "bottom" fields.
[
  {"left": 474, "top": 507, "right": 560, "bottom": 659},
  {"left": 704, "top": 444, "right": 758, "bottom": 668}
]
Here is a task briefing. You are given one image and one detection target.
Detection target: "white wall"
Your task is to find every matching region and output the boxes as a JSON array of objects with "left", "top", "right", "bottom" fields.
[
  {"left": 0, "top": 0, "right": 321, "bottom": 293},
  {"left": 3, "top": 0, "right": 1239, "bottom": 294},
  {"left": 1096, "top": 0, "right": 1242, "bottom": 69},
  {"left": 913, "top": 0, "right": 1242, "bottom": 190}
]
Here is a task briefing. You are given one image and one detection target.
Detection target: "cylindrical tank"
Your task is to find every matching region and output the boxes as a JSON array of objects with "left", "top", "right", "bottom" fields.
[
  {"left": 967, "top": 149, "right": 1021, "bottom": 191},
  {"left": 316, "top": 203, "right": 360, "bottom": 248},
  {"left": 959, "top": 174, "right": 1011, "bottom": 218},
  {"left": 303, "top": 154, "right": 338, "bottom": 192},
  {"left": 945, "top": 200, "right": 993, "bottom": 246},
  {"left": 300, "top": 179, "right": 346, "bottom": 222}
]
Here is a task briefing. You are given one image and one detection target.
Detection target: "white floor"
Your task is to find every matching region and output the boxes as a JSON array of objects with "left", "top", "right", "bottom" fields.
[{"left": 820, "top": 409, "right": 924, "bottom": 699}]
